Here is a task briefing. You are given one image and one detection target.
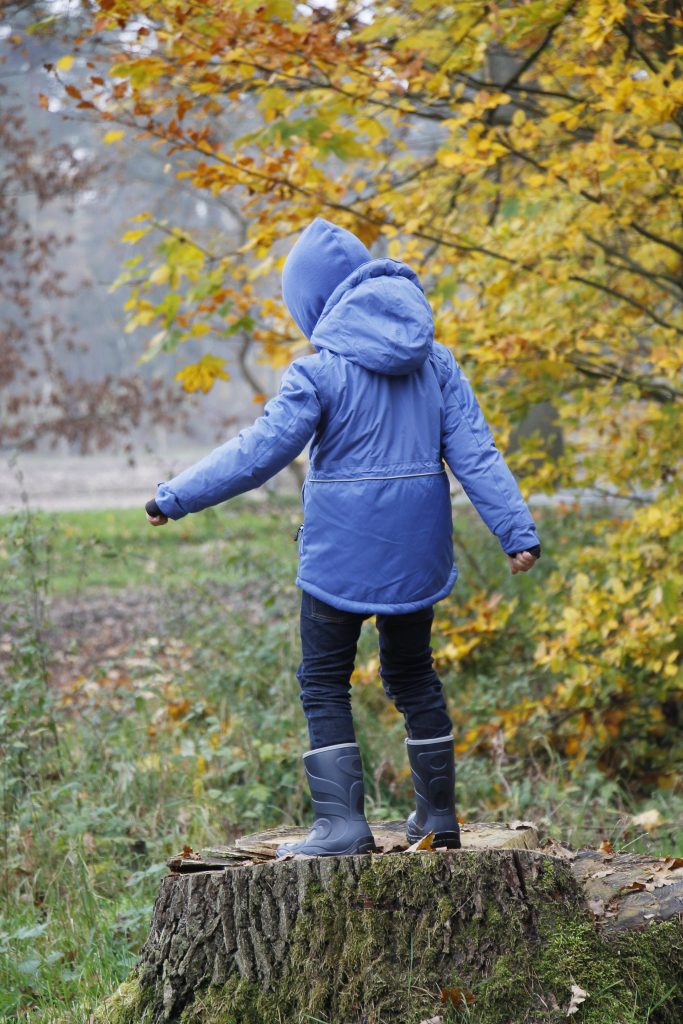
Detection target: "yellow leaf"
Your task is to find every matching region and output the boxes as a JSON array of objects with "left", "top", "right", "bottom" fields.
[
  {"left": 121, "top": 228, "right": 149, "bottom": 244},
  {"left": 103, "top": 129, "right": 125, "bottom": 144},
  {"left": 406, "top": 831, "right": 436, "bottom": 853},
  {"left": 175, "top": 354, "right": 229, "bottom": 394},
  {"left": 189, "top": 322, "right": 212, "bottom": 338},
  {"left": 56, "top": 55, "right": 74, "bottom": 72},
  {"left": 149, "top": 264, "right": 170, "bottom": 286}
]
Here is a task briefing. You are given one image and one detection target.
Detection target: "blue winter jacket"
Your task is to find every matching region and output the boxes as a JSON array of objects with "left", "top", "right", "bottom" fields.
[{"left": 155, "top": 217, "right": 540, "bottom": 614}]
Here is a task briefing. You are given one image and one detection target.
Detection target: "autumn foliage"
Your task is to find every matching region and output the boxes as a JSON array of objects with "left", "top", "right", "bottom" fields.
[{"left": 59, "top": 0, "right": 682, "bottom": 789}]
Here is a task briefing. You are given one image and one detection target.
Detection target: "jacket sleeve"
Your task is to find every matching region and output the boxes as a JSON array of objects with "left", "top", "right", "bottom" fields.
[
  {"left": 154, "top": 358, "right": 322, "bottom": 520},
  {"left": 434, "top": 345, "right": 540, "bottom": 556}
]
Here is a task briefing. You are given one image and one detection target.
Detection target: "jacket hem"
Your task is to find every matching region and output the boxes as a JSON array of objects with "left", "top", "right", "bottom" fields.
[{"left": 295, "top": 564, "right": 458, "bottom": 616}]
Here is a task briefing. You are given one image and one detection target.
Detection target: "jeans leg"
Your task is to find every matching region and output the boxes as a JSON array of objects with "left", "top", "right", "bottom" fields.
[
  {"left": 298, "top": 591, "right": 366, "bottom": 750},
  {"left": 375, "top": 605, "right": 453, "bottom": 740}
]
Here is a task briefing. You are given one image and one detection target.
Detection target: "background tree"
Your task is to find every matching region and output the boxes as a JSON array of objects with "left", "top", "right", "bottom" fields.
[{"left": 55, "top": 0, "right": 682, "bottom": 788}]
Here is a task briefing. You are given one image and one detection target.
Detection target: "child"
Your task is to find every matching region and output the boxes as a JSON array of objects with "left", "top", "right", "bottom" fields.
[{"left": 145, "top": 217, "right": 541, "bottom": 857}]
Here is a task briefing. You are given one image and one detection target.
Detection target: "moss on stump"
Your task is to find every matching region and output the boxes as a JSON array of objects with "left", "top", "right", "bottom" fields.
[{"left": 91, "top": 845, "right": 683, "bottom": 1024}]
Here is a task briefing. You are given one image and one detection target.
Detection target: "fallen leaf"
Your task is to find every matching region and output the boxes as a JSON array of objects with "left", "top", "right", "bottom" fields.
[
  {"left": 598, "top": 840, "right": 615, "bottom": 855},
  {"left": 373, "top": 839, "right": 407, "bottom": 854},
  {"left": 631, "top": 809, "right": 663, "bottom": 832},
  {"left": 649, "top": 867, "right": 683, "bottom": 889},
  {"left": 440, "top": 986, "right": 475, "bottom": 1006},
  {"left": 620, "top": 881, "right": 647, "bottom": 893},
  {"left": 406, "top": 831, "right": 436, "bottom": 853},
  {"left": 541, "top": 839, "right": 577, "bottom": 860},
  {"left": 587, "top": 898, "right": 605, "bottom": 917},
  {"left": 566, "top": 983, "right": 589, "bottom": 1016},
  {"left": 182, "top": 845, "right": 193, "bottom": 857},
  {"left": 590, "top": 869, "right": 614, "bottom": 878}
]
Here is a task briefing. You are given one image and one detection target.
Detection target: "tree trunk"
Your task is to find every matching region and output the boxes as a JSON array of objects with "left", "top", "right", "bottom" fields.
[{"left": 92, "top": 823, "right": 683, "bottom": 1024}]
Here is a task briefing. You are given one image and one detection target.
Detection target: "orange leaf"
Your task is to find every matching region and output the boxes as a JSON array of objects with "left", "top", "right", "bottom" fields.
[{"left": 440, "top": 986, "right": 475, "bottom": 1006}]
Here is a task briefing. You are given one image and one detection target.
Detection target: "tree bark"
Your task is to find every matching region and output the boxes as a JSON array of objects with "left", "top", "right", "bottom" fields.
[{"left": 92, "top": 823, "right": 683, "bottom": 1024}]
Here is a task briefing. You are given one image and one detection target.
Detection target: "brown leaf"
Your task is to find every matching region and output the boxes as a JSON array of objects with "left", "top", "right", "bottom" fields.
[
  {"left": 590, "top": 868, "right": 614, "bottom": 879},
  {"left": 620, "top": 881, "right": 647, "bottom": 893},
  {"left": 373, "top": 838, "right": 407, "bottom": 854},
  {"left": 541, "top": 839, "right": 577, "bottom": 860},
  {"left": 38, "top": 93, "right": 49, "bottom": 109},
  {"left": 598, "top": 839, "right": 615, "bottom": 855},
  {"left": 181, "top": 843, "right": 202, "bottom": 860},
  {"left": 440, "top": 986, "right": 475, "bottom": 1006}
]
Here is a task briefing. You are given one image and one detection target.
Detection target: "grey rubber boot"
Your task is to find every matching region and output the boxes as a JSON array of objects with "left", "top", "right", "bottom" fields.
[
  {"left": 275, "top": 742, "right": 376, "bottom": 858},
  {"left": 406, "top": 734, "right": 461, "bottom": 849}
]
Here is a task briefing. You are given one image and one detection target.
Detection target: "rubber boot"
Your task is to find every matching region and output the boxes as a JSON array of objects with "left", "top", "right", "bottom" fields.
[
  {"left": 275, "top": 742, "right": 376, "bottom": 858},
  {"left": 406, "top": 734, "right": 461, "bottom": 849}
]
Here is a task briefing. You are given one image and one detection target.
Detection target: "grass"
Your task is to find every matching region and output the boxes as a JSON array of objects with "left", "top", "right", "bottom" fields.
[{"left": 0, "top": 495, "right": 681, "bottom": 1022}]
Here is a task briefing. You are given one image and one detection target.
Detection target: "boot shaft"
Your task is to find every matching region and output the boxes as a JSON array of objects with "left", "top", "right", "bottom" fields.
[
  {"left": 406, "top": 734, "right": 460, "bottom": 849},
  {"left": 302, "top": 742, "right": 366, "bottom": 821}
]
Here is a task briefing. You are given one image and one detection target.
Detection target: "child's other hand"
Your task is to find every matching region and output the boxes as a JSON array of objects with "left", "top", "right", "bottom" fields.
[
  {"left": 508, "top": 551, "right": 537, "bottom": 575},
  {"left": 147, "top": 513, "right": 168, "bottom": 526},
  {"left": 145, "top": 498, "right": 168, "bottom": 526}
]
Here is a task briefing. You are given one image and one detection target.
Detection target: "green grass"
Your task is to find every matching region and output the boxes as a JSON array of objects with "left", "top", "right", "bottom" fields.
[
  {"left": 2, "top": 499, "right": 300, "bottom": 595},
  {"left": 0, "top": 496, "right": 681, "bottom": 1022}
]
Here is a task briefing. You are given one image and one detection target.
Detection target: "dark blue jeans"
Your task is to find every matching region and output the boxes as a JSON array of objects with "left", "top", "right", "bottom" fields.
[{"left": 297, "top": 590, "right": 453, "bottom": 750}]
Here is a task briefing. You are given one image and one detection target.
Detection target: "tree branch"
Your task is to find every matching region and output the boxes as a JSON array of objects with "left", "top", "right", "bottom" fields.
[{"left": 502, "top": 2, "right": 578, "bottom": 91}]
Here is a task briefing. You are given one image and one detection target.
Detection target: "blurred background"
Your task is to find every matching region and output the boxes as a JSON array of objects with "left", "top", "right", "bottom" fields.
[{"left": 1, "top": 2, "right": 681, "bottom": 1020}]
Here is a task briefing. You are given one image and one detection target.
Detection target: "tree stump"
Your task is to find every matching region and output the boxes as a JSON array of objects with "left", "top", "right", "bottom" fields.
[{"left": 92, "top": 823, "right": 683, "bottom": 1024}]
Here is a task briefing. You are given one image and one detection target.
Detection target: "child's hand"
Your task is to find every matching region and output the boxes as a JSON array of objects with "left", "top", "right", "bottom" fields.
[
  {"left": 508, "top": 551, "right": 537, "bottom": 575},
  {"left": 145, "top": 498, "right": 168, "bottom": 526},
  {"left": 147, "top": 513, "right": 168, "bottom": 526}
]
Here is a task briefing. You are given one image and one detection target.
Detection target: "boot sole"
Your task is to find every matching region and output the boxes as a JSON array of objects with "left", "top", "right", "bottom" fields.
[
  {"left": 407, "top": 828, "right": 461, "bottom": 850},
  {"left": 276, "top": 835, "right": 377, "bottom": 858}
]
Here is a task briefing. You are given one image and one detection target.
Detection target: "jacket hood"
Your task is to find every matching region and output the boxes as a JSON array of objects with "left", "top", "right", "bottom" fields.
[
  {"left": 282, "top": 217, "right": 372, "bottom": 339},
  {"left": 312, "top": 258, "right": 434, "bottom": 376},
  {"left": 282, "top": 218, "right": 433, "bottom": 376}
]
